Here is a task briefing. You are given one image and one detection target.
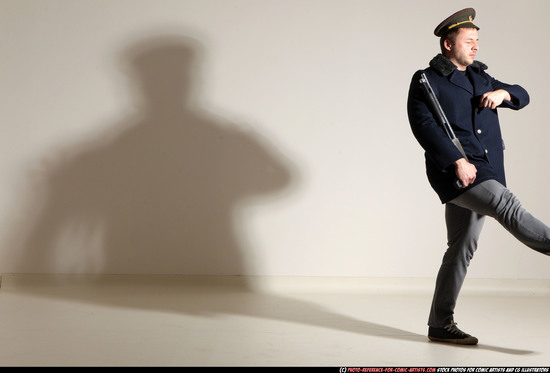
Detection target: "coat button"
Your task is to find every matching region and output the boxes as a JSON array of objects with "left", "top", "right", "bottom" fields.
[
  {"left": 485, "top": 149, "right": 489, "bottom": 153},
  {"left": 477, "top": 129, "right": 482, "bottom": 134}
]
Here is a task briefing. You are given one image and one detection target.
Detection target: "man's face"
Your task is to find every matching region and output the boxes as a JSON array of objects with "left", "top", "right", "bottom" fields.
[{"left": 445, "top": 28, "right": 479, "bottom": 70}]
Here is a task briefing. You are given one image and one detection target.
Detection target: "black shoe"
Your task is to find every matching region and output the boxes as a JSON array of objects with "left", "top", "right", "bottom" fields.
[{"left": 428, "top": 322, "right": 478, "bottom": 345}]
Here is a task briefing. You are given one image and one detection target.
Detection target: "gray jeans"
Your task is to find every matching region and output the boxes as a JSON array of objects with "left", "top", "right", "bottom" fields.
[{"left": 428, "top": 179, "right": 550, "bottom": 327}]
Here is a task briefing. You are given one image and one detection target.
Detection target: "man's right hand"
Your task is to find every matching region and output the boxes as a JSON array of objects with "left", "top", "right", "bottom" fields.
[{"left": 454, "top": 158, "right": 477, "bottom": 187}]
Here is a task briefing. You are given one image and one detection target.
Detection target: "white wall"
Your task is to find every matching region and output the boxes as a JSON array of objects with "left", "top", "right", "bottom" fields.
[{"left": 1, "top": 0, "right": 549, "bottom": 278}]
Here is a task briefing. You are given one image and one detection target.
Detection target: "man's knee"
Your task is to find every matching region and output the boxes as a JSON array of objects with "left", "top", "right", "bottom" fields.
[{"left": 493, "top": 188, "right": 524, "bottom": 225}]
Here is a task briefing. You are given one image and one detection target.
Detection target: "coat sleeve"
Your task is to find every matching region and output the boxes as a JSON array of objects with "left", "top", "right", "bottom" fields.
[
  {"left": 407, "top": 70, "right": 464, "bottom": 171},
  {"left": 489, "top": 75, "right": 530, "bottom": 110}
]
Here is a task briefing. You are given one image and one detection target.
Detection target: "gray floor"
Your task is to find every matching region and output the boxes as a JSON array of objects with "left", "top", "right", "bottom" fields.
[{"left": 0, "top": 274, "right": 549, "bottom": 367}]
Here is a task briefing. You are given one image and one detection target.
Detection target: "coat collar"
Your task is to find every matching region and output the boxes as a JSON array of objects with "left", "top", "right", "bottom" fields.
[{"left": 429, "top": 53, "right": 488, "bottom": 76}]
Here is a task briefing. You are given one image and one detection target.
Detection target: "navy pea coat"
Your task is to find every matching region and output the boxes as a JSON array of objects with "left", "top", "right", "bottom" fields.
[{"left": 407, "top": 54, "right": 530, "bottom": 203}]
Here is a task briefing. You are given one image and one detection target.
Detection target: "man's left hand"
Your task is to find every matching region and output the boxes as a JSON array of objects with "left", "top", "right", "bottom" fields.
[{"left": 479, "top": 89, "right": 511, "bottom": 110}]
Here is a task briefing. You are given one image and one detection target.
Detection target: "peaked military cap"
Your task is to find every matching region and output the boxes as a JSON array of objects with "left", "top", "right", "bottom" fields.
[{"left": 434, "top": 8, "right": 479, "bottom": 37}]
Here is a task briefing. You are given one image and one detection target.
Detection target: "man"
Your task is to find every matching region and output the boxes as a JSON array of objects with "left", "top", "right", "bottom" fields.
[{"left": 407, "top": 8, "right": 550, "bottom": 345}]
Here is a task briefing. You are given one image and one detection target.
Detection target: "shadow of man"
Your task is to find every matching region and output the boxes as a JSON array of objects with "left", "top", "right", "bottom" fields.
[{"left": 11, "top": 34, "right": 294, "bottom": 276}]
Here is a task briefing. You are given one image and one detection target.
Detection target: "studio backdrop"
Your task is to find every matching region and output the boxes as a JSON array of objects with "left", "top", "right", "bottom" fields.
[{"left": 1, "top": 0, "right": 549, "bottom": 279}]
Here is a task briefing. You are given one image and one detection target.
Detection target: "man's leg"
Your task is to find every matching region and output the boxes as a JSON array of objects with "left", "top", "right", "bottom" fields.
[
  {"left": 451, "top": 179, "right": 550, "bottom": 256},
  {"left": 428, "top": 203, "right": 485, "bottom": 328},
  {"left": 427, "top": 201, "right": 484, "bottom": 345}
]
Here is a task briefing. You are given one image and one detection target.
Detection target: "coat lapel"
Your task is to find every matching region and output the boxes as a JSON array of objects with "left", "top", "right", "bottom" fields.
[{"left": 448, "top": 70, "right": 474, "bottom": 95}]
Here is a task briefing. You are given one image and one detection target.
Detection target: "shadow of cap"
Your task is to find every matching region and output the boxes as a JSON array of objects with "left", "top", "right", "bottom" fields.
[{"left": 119, "top": 34, "right": 205, "bottom": 76}]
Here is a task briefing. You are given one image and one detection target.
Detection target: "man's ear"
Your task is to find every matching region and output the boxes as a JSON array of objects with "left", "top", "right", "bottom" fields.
[{"left": 443, "top": 39, "right": 453, "bottom": 52}]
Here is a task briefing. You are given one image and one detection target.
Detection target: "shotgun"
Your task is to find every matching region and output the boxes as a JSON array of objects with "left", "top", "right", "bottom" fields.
[{"left": 419, "top": 72, "right": 465, "bottom": 189}]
